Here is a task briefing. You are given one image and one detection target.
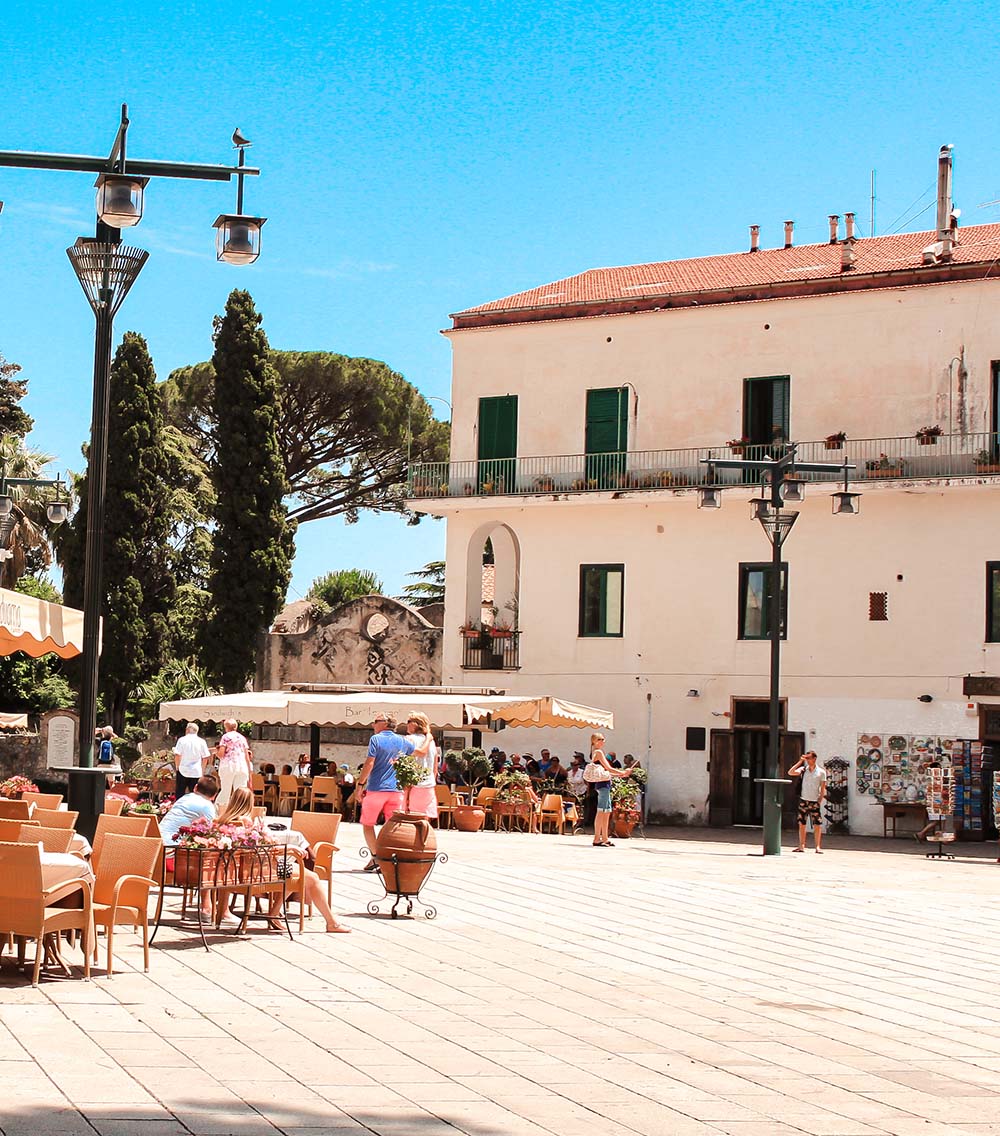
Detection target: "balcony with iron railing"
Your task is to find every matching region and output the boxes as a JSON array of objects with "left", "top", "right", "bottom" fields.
[
  {"left": 460, "top": 629, "right": 520, "bottom": 671},
  {"left": 408, "top": 432, "right": 1000, "bottom": 501}
]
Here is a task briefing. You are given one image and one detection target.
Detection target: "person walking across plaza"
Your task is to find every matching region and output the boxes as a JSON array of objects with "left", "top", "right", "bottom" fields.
[
  {"left": 357, "top": 714, "right": 429, "bottom": 870},
  {"left": 173, "top": 722, "right": 210, "bottom": 798},
  {"left": 788, "top": 750, "right": 827, "bottom": 853},
  {"left": 216, "top": 718, "right": 253, "bottom": 809}
]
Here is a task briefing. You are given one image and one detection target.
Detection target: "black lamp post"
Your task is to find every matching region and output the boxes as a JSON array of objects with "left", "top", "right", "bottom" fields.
[
  {"left": 0, "top": 105, "right": 263, "bottom": 839},
  {"left": 699, "top": 444, "right": 858, "bottom": 855}
]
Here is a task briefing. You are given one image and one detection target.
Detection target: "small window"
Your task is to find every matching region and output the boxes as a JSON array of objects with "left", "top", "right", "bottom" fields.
[
  {"left": 579, "top": 564, "right": 624, "bottom": 637},
  {"left": 988, "top": 563, "right": 1000, "bottom": 642},
  {"left": 738, "top": 563, "right": 787, "bottom": 640},
  {"left": 869, "top": 592, "right": 888, "bottom": 621}
]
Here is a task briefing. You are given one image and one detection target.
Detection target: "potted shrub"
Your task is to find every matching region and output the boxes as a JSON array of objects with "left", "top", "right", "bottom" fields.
[
  {"left": 866, "top": 453, "right": 905, "bottom": 478},
  {"left": 460, "top": 620, "right": 482, "bottom": 640},
  {"left": 973, "top": 449, "right": 1000, "bottom": 473},
  {"left": 728, "top": 436, "right": 749, "bottom": 455},
  {"left": 446, "top": 747, "right": 491, "bottom": 831},
  {"left": 916, "top": 425, "right": 942, "bottom": 445},
  {"left": 534, "top": 474, "right": 555, "bottom": 492},
  {"left": 571, "top": 478, "right": 586, "bottom": 491},
  {"left": 391, "top": 750, "right": 425, "bottom": 813},
  {"left": 490, "top": 618, "right": 514, "bottom": 640},
  {"left": 492, "top": 769, "right": 534, "bottom": 824},
  {"left": 610, "top": 767, "right": 647, "bottom": 838},
  {"left": 825, "top": 431, "right": 847, "bottom": 450}
]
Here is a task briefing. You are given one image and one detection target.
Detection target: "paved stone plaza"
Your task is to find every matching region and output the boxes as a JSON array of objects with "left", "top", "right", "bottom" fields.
[{"left": 2, "top": 826, "right": 1000, "bottom": 1136}]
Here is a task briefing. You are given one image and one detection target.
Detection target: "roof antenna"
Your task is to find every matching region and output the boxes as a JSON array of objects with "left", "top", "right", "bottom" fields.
[{"left": 870, "top": 169, "right": 876, "bottom": 237}]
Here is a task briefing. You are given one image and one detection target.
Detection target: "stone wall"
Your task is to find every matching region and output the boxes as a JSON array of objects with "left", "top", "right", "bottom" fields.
[
  {"left": 259, "top": 595, "right": 442, "bottom": 690},
  {"left": 0, "top": 734, "right": 46, "bottom": 783}
]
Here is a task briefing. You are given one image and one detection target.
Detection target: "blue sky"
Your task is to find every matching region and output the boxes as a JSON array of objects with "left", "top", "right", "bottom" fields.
[{"left": 1, "top": 1, "right": 998, "bottom": 600}]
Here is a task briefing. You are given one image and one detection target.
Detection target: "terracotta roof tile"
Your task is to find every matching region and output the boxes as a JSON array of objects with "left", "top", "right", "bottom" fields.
[{"left": 452, "top": 223, "right": 1000, "bottom": 324}]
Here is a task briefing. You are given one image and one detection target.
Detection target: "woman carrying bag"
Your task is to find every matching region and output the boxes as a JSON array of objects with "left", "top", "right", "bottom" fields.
[{"left": 585, "top": 732, "right": 628, "bottom": 847}]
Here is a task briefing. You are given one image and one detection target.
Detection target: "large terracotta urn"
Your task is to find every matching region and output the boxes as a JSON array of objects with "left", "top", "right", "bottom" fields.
[
  {"left": 374, "top": 811, "right": 438, "bottom": 894},
  {"left": 452, "top": 804, "right": 486, "bottom": 832}
]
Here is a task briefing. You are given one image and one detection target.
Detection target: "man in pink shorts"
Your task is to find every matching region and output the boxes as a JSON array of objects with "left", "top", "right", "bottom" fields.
[{"left": 357, "top": 714, "right": 426, "bottom": 871}]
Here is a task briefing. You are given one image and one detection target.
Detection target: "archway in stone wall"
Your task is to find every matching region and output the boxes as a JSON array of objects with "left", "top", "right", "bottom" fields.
[{"left": 465, "top": 522, "right": 520, "bottom": 630}]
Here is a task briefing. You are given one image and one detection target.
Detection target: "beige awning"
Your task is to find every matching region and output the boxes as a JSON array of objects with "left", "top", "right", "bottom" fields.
[
  {"left": 159, "top": 690, "right": 613, "bottom": 731},
  {"left": 0, "top": 712, "right": 28, "bottom": 730},
  {"left": 0, "top": 586, "right": 85, "bottom": 659}
]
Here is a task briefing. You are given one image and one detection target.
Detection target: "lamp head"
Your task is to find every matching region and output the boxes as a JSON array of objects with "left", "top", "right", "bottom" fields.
[{"left": 95, "top": 173, "right": 148, "bottom": 228}]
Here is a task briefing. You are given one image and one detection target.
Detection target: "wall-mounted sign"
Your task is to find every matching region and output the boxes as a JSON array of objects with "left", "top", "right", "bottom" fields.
[
  {"left": 46, "top": 714, "right": 76, "bottom": 768},
  {"left": 963, "top": 676, "right": 1000, "bottom": 696}
]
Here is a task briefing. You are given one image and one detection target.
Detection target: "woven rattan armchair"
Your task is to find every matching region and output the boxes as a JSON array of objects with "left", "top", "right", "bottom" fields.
[
  {"left": 0, "top": 841, "right": 92, "bottom": 985},
  {"left": 290, "top": 810, "right": 340, "bottom": 908},
  {"left": 17, "top": 825, "right": 75, "bottom": 854},
  {"left": 92, "top": 833, "right": 163, "bottom": 975}
]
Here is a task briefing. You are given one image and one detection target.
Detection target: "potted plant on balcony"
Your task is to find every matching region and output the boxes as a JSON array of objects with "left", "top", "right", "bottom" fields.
[
  {"left": 534, "top": 474, "right": 555, "bottom": 492},
  {"left": 728, "top": 436, "right": 750, "bottom": 455},
  {"left": 654, "top": 470, "right": 673, "bottom": 487},
  {"left": 825, "top": 431, "right": 847, "bottom": 450},
  {"left": 973, "top": 449, "right": 1000, "bottom": 473},
  {"left": 916, "top": 425, "right": 942, "bottom": 445},
  {"left": 490, "top": 618, "right": 514, "bottom": 640},
  {"left": 459, "top": 620, "right": 482, "bottom": 640},
  {"left": 866, "top": 453, "right": 905, "bottom": 478}
]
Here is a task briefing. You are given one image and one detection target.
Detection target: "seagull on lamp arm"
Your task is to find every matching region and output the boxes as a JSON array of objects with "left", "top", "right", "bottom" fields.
[{"left": 232, "top": 128, "right": 252, "bottom": 148}]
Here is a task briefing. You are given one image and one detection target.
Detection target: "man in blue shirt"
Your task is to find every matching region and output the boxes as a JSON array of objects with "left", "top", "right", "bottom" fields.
[
  {"left": 159, "top": 776, "right": 219, "bottom": 845},
  {"left": 357, "top": 714, "right": 428, "bottom": 869}
]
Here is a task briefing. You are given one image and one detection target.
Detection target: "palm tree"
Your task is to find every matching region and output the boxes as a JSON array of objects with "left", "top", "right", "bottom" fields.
[{"left": 0, "top": 435, "right": 61, "bottom": 589}]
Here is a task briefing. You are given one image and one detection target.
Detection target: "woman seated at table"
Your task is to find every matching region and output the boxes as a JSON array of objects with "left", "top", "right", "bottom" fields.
[{"left": 216, "top": 789, "right": 350, "bottom": 933}]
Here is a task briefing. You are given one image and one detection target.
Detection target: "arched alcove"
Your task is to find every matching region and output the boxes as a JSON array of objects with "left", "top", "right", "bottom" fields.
[{"left": 465, "top": 521, "right": 520, "bottom": 630}]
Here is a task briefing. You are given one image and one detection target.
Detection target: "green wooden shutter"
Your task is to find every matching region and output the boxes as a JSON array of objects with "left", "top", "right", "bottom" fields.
[
  {"left": 771, "top": 377, "right": 790, "bottom": 439},
  {"left": 478, "top": 396, "right": 517, "bottom": 492},
  {"left": 585, "top": 388, "right": 628, "bottom": 487}
]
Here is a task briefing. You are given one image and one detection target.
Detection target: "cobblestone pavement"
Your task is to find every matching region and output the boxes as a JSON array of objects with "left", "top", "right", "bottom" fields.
[{"left": 2, "top": 825, "right": 1000, "bottom": 1136}]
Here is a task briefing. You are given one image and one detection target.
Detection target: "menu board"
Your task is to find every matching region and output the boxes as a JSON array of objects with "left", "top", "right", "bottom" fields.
[{"left": 856, "top": 734, "right": 955, "bottom": 802}]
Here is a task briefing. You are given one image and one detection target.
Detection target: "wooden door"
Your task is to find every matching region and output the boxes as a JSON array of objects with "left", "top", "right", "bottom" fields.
[
  {"left": 780, "top": 731, "right": 806, "bottom": 828},
  {"left": 709, "top": 729, "right": 735, "bottom": 826}
]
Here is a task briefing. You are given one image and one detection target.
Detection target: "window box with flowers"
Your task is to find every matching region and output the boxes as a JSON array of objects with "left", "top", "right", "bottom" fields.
[
  {"left": 824, "top": 431, "right": 847, "bottom": 450},
  {"left": 916, "top": 425, "right": 942, "bottom": 445}
]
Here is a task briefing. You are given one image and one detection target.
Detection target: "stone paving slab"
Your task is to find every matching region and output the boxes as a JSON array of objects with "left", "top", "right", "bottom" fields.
[{"left": 1, "top": 825, "right": 999, "bottom": 1136}]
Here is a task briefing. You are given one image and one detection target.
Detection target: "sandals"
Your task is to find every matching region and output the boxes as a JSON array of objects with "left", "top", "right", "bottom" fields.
[{"left": 325, "top": 922, "right": 352, "bottom": 934}]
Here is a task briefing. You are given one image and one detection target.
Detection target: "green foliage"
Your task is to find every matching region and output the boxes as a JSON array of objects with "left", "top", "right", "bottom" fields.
[
  {"left": 203, "top": 291, "right": 295, "bottom": 691},
  {"left": 0, "top": 352, "right": 33, "bottom": 438},
  {"left": 494, "top": 768, "right": 533, "bottom": 802},
  {"left": 134, "top": 658, "right": 220, "bottom": 724},
  {"left": 445, "top": 745, "right": 491, "bottom": 790},
  {"left": 0, "top": 576, "right": 74, "bottom": 714},
  {"left": 393, "top": 750, "right": 425, "bottom": 791},
  {"left": 163, "top": 350, "right": 450, "bottom": 525},
  {"left": 307, "top": 568, "right": 384, "bottom": 608},
  {"left": 59, "top": 333, "right": 176, "bottom": 731},
  {"left": 0, "top": 435, "right": 60, "bottom": 589},
  {"left": 610, "top": 778, "right": 641, "bottom": 808},
  {"left": 398, "top": 560, "right": 445, "bottom": 605}
]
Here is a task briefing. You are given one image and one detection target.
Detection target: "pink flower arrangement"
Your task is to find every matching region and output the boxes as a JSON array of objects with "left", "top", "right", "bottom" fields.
[
  {"left": 0, "top": 775, "right": 40, "bottom": 798},
  {"left": 175, "top": 817, "right": 275, "bottom": 851}
]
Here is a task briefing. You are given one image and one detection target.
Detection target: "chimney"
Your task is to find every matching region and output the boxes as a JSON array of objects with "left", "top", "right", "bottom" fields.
[
  {"left": 828, "top": 215, "right": 840, "bottom": 243},
  {"left": 844, "top": 211, "right": 856, "bottom": 240},
  {"left": 841, "top": 238, "right": 856, "bottom": 272},
  {"left": 923, "top": 144, "right": 955, "bottom": 264},
  {"left": 784, "top": 220, "right": 794, "bottom": 248},
  {"left": 749, "top": 225, "right": 760, "bottom": 253}
]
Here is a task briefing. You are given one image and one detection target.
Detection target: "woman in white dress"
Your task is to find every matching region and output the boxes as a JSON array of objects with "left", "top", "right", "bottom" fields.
[{"left": 403, "top": 711, "right": 438, "bottom": 818}]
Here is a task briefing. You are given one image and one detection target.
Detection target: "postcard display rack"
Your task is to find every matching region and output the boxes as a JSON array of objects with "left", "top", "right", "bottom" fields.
[
  {"left": 823, "top": 757, "right": 850, "bottom": 834},
  {"left": 925, "top": 764, "right": 954, "bottom": 817},
  {"left": 950, "top": 740, "right": 984, "bottom": 836}
]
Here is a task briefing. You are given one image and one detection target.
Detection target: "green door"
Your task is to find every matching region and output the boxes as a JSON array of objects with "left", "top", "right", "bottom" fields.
[
  {"left": 585, "top": 387, "right": 628, "bottom": 488},
  {"left": 478, "top": 396, "right": 517, "bottom": 492}
]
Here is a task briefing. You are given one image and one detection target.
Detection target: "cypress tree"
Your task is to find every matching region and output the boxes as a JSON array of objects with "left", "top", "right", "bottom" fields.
[
  {"left": 204, "top": 290, "right": 294, "bottom": 691},
  {"left": 61, "top": 333, "right": 175, "bottom": 729}
]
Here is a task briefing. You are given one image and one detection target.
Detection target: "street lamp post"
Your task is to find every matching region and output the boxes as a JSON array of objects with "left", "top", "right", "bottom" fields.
[
  {"left": 0, "top": 105, "right": 264, "bottom": 838},
  {"left": 699, "top": 444, "right": 858, "bottom": 855}
]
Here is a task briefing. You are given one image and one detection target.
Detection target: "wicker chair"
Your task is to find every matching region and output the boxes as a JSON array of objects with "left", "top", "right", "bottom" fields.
[
  {"left": 21, "top": 792, "right": 64, "bottom": 810},
  {"left": 31, "top": 808, "right": 79, "bottom": 831},
  {"left": 0, "top": 841, "right": 92, "bottom": 985},
  {"left": 91, "top": 833, "right": 162, "bottom": 975},
  {"left": 0, "top": 818, "right": 37, "bottom": 842},
  {"left": 434, "top": 785, "right": 456, "bottom": 828},
  {"left": 0, "top": 800, "right": 31, "bottom": 821},
  {"left": 276, "top": 775, "right": 300, "bottom": 815},
  {"left": 92, "top": 814, "right": 159, "bottom": 872},
  {"left": 290, "top": 810, "right": 340, "bottom": 908},
  {"left": 17, "top": 825, "right": 75, "bottom": 853},
  {"left": 103, "top": 796, "right": 127, "bottom": 816}
]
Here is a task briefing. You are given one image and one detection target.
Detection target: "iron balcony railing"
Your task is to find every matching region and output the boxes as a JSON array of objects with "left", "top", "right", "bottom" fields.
[
  {"left": 408, "top": 432, "right": 1000, "bottom": 500},
  {"left": 460, "top": 630, "right": 520, "bottom": 671}
]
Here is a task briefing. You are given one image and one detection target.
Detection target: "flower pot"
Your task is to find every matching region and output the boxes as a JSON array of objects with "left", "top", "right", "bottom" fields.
[
  {"left": 461, "top": 629, "right": 480, "bottom": 639},
  {"left": 918, "top": 435, "right": 937, "bottom": 445},
  {"left": 490, "top": 629, "right": 513, "bottom": 639},
  {"left": 173, "top": 848, "right": 221, "bottom": 888},
  {"left": 375, "top": 811, "right": 438, "bottom": 895},
  {"left": 824, "top": 440, "right": 843, "bottom": 450},
  {"left": 452, "top": 805, "right": 486, "bottom": 832},
  {"left": 610, "top": 808, "right": 641, "bottom": 838}
]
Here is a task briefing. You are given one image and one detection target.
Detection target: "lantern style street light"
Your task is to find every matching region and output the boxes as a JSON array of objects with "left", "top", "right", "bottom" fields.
[
  {"left": 0, "top": 105, "right": 263, "bottom": 839},
  {"left": 700, "top": 444, "right": 858, "bottom": 856}
]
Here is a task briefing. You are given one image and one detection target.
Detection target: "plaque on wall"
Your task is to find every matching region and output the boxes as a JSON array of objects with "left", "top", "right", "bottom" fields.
[{"left": 45, "top": 713, "right": 77, "bottom": 768}]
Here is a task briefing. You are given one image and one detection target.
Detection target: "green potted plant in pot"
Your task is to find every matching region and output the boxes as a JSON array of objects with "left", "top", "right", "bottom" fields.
[
  {"left": 445, "top": 747, "right": 492, "bottom": 831},
  {"left": 610, "top": 766, "right": 647, "bottom": 838},
  {"left": 493, "top": 768, "right": 534, "bottom": 827},
  {"left": 391, "top": 750, "right": 425, "bottom": 814}
]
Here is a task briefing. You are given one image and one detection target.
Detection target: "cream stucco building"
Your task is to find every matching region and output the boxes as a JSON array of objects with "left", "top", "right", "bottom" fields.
[{"left": 410, "top": 180, "right": 1000, "bottom": 836}]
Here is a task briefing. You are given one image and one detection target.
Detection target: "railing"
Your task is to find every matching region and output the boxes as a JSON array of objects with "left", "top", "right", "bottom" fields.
[
  {"left": 461, "top": 630, "right": 520, "bottom": 671},
  {"left": 408, "top": 432, "right": 1000, "bottom": 500}
]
